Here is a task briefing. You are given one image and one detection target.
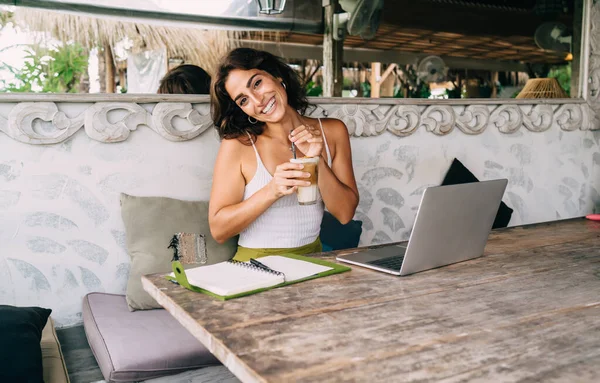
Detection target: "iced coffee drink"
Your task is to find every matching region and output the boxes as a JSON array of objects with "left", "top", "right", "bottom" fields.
[{"left": 290, "top": 156, "right": 319, "bottom": 205}]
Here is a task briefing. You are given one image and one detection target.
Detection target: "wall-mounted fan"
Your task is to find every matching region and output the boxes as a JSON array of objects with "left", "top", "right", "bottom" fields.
[
  {"left": 416, "top": 56, "right": 447, "bottom": 83},
  {"left": 333, "top": 0, "right": 384, "bottom": 41},
  {"left": 534, "top": 22, "right": 571, "bottom": 52}
]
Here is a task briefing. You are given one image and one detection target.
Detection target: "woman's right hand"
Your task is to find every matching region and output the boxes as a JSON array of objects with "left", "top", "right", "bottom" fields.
[{"left": 268, "top": 162, "right": 311, "bottom": 199}]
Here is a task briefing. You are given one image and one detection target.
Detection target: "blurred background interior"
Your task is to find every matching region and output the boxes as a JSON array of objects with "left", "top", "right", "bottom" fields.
[{"left": 0, "top": 0, "right": 582, "bottom": 99}]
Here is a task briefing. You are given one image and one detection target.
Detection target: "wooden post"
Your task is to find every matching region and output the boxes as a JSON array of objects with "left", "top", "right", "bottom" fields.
[
  {"left": 491, "top": 71, "right": 498, "bottom": 98},
  {"left": 570, "top": 0, "right": 583, "bottom": 98},
  {"left": 98, "top": 48, "right": 106, "bottom": 93},
  {"left": 370, "top": 62, "right": 381, "bottom": 98},
  {"left": 379, "top": 64, "right": 397, "bottom": 97},
  {"left": 119, "top": 69, "right": 126, "bottom": 93},
  {"left": 379, "top": 64, "right": 397, "bottom": 85},
  {"left": 104, "top": 43, "right": 115, "bottom": 94},
  {"left": 323, "top": 0, "right": 343, "bottom": 97}
]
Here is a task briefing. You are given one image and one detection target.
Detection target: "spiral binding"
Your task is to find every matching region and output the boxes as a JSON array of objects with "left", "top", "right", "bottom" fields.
[{"left": 227, "top": 259, "right": 285, "bottom": 278}]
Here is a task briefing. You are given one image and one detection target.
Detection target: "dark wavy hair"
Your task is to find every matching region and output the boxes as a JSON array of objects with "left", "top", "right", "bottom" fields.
[
  {"left": 211, "top": 48, "right": 310, "bottom": 142},
  {"left": 158, "top": 64, "right": 211, "bottom": 94}
]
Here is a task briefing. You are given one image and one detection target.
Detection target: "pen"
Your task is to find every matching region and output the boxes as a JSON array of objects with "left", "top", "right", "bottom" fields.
[
  {"left": 250, "top": 258, "right": 274, "bottom": 272},
  {"left": 250, "top": 258, "right": 286, "bottom": 279}
]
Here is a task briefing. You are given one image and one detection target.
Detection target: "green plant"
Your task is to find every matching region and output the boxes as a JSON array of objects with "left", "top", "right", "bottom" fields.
[
  {"left": 548, "top": 64, "right": 571, "bottom": 96},
  {"left": 305, "top": 80, "right": 322, "bottom": 97},
  {"left": 360, "top": 81, "right": 370, "bottom": 97},
  {"left": 447, "top": 87, "right": 461, "bottom": 98},
  {"left": 410, "top": 82, "right": 430, "bottom": 99},
  {"left": 393, "top": 84, "right": 404, "bottom": 98},
  {"left": 1, "top": 43, "right": 89, "bottom": 93}
]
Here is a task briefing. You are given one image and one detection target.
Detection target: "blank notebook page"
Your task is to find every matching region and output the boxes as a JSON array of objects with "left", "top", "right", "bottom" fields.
[
  {"left": 179, "top": 262, "right": 284, "bottom": 296},
  {"left": 258, "top": 256, "right": 333, "bottom": 282}
]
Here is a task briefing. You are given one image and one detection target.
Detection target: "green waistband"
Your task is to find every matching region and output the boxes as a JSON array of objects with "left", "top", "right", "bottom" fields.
[{"left": 233, "top": 237, "right": 322, "bottom": 262}]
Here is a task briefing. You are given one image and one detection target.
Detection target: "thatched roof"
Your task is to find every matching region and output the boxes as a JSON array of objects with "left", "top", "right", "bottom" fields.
[{"left": 9, "top": 7, "right": 246, "bottom": 75}]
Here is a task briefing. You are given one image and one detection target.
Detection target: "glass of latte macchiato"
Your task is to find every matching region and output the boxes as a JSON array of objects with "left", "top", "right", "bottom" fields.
[{"left": 290, "top": 156, "right": 319, "bottom": 205}]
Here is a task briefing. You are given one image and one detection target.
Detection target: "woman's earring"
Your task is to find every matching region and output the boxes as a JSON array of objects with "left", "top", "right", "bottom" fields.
[
  {"left": 248, "top": 116, "right": 258, "bottom": 124},
  {"left": 281, "top": 81, "right": 286, "bottom": 89}
]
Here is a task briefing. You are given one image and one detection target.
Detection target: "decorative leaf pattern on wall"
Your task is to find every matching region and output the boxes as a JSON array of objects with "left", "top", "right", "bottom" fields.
[
  {"left": 63, "top": 270, "right": 79, "bottom": 289},
  {"left": 67, "top": 240, "right": 109, "bottom": 265},
  {"left": 376, "top": 188, "right": 404, "bottom": 209},
  {"left": 361, "top": 167, "right": 403, "bottom": 188},
  {"left": 8, "top": 259, "right": 51, "bottom": 291},
  {"left": 0, "top": 190, "right": 20, "bottom": 210},
  {"left": 26, "top": 237, "right": 66, "bottom": 254},
  {"left": 25, "top": 212, "right": 78, "bottom": 231},
  {"left": 79, "top": 267, "right": 104, "bottom": 292},
  {"left": 381, "top": 207, "right": 405, "bottom": 233}
]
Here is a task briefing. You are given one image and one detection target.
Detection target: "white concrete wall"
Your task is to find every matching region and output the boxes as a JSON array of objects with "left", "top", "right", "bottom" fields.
[
  {"left": 0, "top": 126, "right": 221, "bottom": 325},
  {"left": 1, "top": 114, "right": 599, "bottom": 327},
  {"left": 353, "top": 126, "right": 600, "bottom": 245}
]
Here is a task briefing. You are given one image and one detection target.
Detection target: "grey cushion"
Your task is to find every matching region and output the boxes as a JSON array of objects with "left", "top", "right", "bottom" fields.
[
  {"left": 120, "top": 193, "right": 237, "bottom": 310},
  {"left": 83, "top": 293, "right": 220, "bottom": 382}
]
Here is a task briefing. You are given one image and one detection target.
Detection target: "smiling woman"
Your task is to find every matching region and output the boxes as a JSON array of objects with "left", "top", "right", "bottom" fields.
[{"left": 209, "top": 48, "right": 360, "bottom": 261}]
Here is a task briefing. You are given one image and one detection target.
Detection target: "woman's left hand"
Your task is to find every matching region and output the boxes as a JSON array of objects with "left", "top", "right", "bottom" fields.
[{"left": 289, "top": 124, "right": 323, "bottom": 158}]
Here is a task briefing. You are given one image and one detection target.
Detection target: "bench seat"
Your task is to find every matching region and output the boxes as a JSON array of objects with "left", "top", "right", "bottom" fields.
[
  {"left": 42, "top": 317, "right": 70, "bottom": 383},
  {"left": 82, "top": 292, "right": 220, "bottom": 382}
]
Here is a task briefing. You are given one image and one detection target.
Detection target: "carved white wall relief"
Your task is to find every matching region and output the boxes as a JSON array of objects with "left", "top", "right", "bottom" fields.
[
  {"left": 522, "top": 105, "right": 554, "bottom": 132},
  {"left": 381, "top": 105, "right": 421, "bottom": 137},
  {"left": 150, "top": 103, "right": 212, "bottom": 141},
  {"left": 556, "top": 103, "right": 591, "bottom": 131},
  {"left": 455, "top": 105, "right": 490, "bottom": 135},
  {"left": 489, "top": 105, "right": 523, "bottom": 134},
  {"left": 317, "top": 103, "right": 384, "bottom": 136},
  {"left": 590, "top": 56, "right": 600, "bottom": 105},
  {"left": 0, "top": 101, "right": 596, "bottom": 144},
  {"left": 420, "top": 105, "right": 456, "bottom": 135},
  {"left": 1, "top": 102, "right": 84, "bottom": 144},
  {"left": 84, "top": 103, "right": 150, "bottom": 143}
]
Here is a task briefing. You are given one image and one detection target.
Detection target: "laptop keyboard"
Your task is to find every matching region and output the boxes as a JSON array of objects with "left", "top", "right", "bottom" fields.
[{"left": 368, "top": 255, "right": 405, "bottom": 270}]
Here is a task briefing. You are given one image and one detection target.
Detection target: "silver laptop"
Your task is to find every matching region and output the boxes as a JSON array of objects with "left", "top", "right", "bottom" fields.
[{"left": 336, "top": 179, "right": 508, "bottom": 276}]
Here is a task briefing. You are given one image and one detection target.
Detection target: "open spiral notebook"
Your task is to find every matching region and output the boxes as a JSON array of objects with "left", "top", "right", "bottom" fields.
[{"left": 167, "top": 254, "right": 350, "bottom": 300}]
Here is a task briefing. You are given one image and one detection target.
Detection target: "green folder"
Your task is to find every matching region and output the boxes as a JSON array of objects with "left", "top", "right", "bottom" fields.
[{"left": 166, "top": 253, "right": 351, "bottom": 301}]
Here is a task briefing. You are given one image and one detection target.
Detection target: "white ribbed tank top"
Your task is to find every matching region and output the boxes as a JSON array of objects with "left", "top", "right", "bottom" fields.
[{"left": 238, "top": 118, "right": 332, "bottom": 248}]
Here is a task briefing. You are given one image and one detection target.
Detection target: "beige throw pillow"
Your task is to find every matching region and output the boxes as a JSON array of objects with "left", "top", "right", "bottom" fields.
[{"left": 121, "top": 193, "right": 238, "bottom": 311}]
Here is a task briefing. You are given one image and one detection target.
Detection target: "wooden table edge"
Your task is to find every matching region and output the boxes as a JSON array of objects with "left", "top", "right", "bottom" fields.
[{"left": 141, "top": 276, "right": 266, "bottom": 383}]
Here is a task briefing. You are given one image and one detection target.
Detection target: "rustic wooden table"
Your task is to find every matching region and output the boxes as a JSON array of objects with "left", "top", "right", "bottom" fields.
[{"left": 142, "top": 218, "right": 600, "bottom": 383}]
